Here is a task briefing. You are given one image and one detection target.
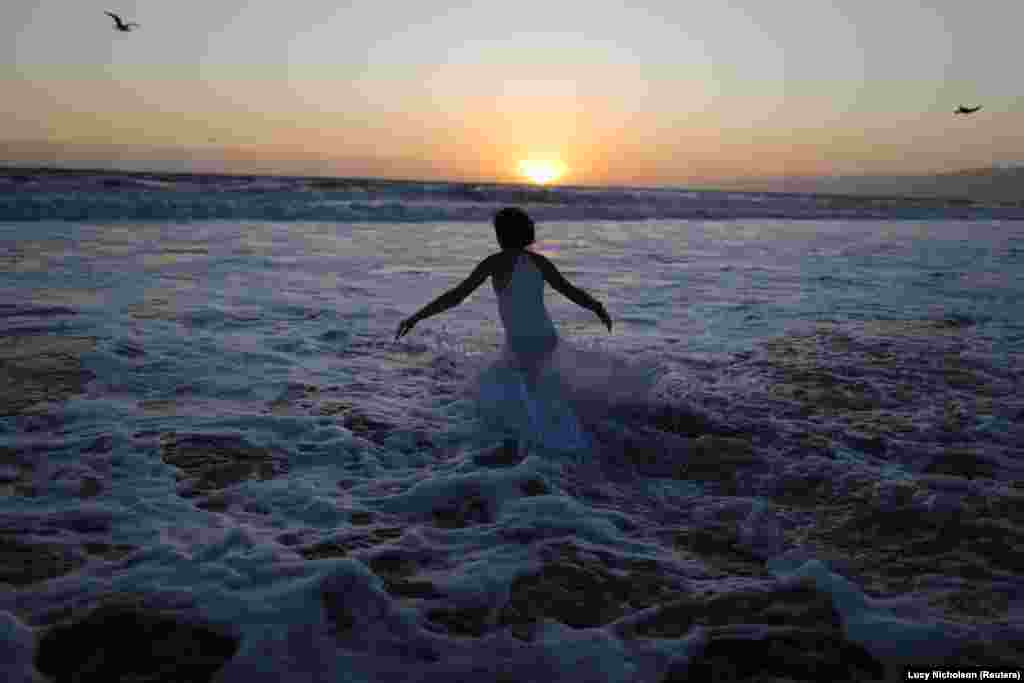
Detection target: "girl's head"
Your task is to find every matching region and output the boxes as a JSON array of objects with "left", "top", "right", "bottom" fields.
[{"left": 493, "top": 207, "right": 535, "bottom": 249}]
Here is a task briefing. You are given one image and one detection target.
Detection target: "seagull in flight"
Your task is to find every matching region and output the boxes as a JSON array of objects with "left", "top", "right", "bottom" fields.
[
  {"left": 105, "top": 11, "right": 140, "bottom": 32},
  {"left": 954, "top": 105, "right": 981, "bottom": 115}
]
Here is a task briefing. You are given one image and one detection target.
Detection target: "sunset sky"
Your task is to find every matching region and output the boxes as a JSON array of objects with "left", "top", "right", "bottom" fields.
[{"left": 3, "top": 0, "right": 1023, "bottom": 186}]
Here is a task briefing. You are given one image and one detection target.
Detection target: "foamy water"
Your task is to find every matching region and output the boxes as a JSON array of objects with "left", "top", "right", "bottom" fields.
[{"left": 1, "top": 173, "right": 1023, "bottom": 682}]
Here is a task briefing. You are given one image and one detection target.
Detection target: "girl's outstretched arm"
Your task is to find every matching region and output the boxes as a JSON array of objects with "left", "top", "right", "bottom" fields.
[
  {"left": 528, "top": 252, "right": 612, "bottom": 332},
  {"left": 395, "top": 289, "right": 458, "bottom": 340},
  {"left": 395, "top": 256, "right": 496, "bottom": 340}
]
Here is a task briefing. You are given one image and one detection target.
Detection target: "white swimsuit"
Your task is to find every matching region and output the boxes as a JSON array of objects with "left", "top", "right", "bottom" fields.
[{"left": 495, "top": 252, "right": 558, "bottom": 358}]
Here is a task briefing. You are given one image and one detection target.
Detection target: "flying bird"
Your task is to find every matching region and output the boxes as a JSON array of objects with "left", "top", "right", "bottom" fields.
[
  {"left": 105, "top": 11, "right": 140, "bottom": 32},
  {"left": 954, "top": 105, "right": 981, "bottom": 115}
]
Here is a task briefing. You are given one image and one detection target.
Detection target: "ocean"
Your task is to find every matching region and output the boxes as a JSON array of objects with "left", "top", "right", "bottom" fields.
[{"left": 1, "top": 166, "right": 1022, "bottom": 682}]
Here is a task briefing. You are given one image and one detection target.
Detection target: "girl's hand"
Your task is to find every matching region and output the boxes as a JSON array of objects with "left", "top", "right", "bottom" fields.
[
  {"left": 395, "top": 316, "right": 418, "bottom": 341},
  {"left": 595, "top": 302, "right": 612, "bottom": 332}
]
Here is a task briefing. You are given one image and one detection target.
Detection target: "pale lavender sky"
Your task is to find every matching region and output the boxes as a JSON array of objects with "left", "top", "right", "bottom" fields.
[{"left": 3, "top": 0, "right": 1022, "bottom": 185}]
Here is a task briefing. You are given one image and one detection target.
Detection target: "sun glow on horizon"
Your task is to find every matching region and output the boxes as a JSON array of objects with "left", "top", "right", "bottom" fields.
[{"left": 517, "top": 160, "right": 567, "bottom": 185}]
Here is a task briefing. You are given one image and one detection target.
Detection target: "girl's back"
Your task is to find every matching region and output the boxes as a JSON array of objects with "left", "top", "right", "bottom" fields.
[{"left": 492, "top": 250, "right": 558, "bottom": 356}]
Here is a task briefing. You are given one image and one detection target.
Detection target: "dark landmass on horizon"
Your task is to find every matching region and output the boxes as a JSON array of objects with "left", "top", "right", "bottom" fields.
[{"left": 716, "top": 165, "right": 1024, "bottom": 203}]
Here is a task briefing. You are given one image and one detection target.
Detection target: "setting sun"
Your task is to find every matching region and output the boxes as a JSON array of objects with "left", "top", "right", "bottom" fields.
[{"left": 517, "top": 160, "right": 567, "bottom": 185}]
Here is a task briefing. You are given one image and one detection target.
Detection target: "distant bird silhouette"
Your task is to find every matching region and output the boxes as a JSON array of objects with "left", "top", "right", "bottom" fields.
[
  {"left": 105, "top": 11, "right": 140, "bottom": 32},
  {"left": 954, "top": 105, "right": 981, "bottom": 115}
]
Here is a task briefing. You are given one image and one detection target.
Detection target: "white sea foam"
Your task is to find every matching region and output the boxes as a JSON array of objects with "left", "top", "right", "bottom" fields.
[{"left": 1, "top": 195, "right": 1022, "bottom": 681}]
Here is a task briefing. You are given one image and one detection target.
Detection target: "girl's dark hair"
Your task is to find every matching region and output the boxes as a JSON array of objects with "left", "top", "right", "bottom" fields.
[{"left": 493, "top": 207, "right": 535, "bottom": 249}]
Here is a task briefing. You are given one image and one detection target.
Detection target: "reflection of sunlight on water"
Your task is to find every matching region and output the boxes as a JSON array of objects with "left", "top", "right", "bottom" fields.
[
  {"left": 318, "top": 273, "right": 340, "bottom": 289},
  {"left": 298, "top": 228, "right": 355, "bottom": 254},
  {"left": 267, "top": 256, "right": 303, "bottom": 265},
  {"left": 12, "top": 257, "right": 46, "bottom": 271},
  {"left": 125, "top": 288, "right": 182, "bottom": 320},
  {"left": 144, "top": 253, "right": 207, "bottom": 268},
  {"left": 81, "top": 240, "right": 138, "bottom": 257},
  {"left": 239, "top": 238, "right": 276, "bottom": 253},
  {"left": 157, "top": 276, "right": 198, "bottom": 293},
  {"left": 32, "top": 289, "right": 105, "bottom": 308}
]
